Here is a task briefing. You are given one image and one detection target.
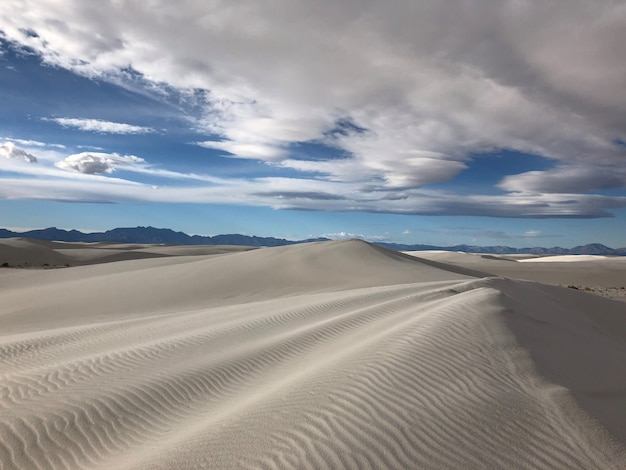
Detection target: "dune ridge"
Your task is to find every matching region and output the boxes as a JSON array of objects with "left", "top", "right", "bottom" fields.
[{"left": 1, "top": 240, "right": 626, "bottom": 469}]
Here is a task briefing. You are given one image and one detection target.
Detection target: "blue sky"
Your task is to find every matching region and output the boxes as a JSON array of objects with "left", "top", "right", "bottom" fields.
[{"left": 1, "top": 1, "right": 626, "bottom": 247}]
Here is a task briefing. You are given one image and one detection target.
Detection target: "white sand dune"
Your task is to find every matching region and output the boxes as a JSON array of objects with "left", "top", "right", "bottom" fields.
[
  {"left": 0, "top": 238, "right": 257, "bottom": 268},
  {"left": 1, "top": 240, "right": 626, "bottom": 469},
  {"left": 517, "top": 254, "right": 609, "bottom": 262},
  {"left": 406, "top": 250, "right": 626, "bottom": 288}
]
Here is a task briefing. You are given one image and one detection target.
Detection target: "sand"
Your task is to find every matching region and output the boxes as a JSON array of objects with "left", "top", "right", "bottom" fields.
[
  {"left": 405, "top": 250, "right": 626, "bottom": 294},
  {"left": 1, "top": 239, "right": 626, "bottom": 469}
]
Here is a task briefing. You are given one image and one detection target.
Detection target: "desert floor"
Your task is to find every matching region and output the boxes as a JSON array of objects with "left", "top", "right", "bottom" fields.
[{"left": 1, "top": 238, "right": 625, "bottom": 469}]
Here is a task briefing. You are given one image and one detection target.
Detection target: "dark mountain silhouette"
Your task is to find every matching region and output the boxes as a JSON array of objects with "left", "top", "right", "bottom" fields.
[
  {"left": 0, "top": 227, "right": 624, "bottom": 255},
  {"left": 0, "top": 226, "right": 328, "bottom": 247},
  {"left": 377, "top": 242, "right": 626, "bottom": 255}
]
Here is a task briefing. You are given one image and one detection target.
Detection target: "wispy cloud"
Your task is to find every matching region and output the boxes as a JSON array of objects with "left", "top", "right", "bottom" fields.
[
  {"left": 3, "top": 138, "right": 66, "bottom": 149},
  {"left": 1, "top": 171, "right": 624, "bottom": 219},
  {"left": 426, "top": 228, "right": 562, "bottom": 241},
  {"left": 0, "top": 142, "right": 624, "bottom": 218},
  {"left": 319, "top": 232, "right": 390, "bottom": 242},
  {"left": 0, "top": 144, "right": 221, "bottom": 186},
  {"left": 48, "top": 118, "right": 155, "bottom": 134}
]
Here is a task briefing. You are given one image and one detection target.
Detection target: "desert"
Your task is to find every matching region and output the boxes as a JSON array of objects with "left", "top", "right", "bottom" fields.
[
  {"left": 1, "top": 238, "right": 625, "bottom": 469},
  {"left": 3, "top": 0, "right": 626, "bottom": 468}
]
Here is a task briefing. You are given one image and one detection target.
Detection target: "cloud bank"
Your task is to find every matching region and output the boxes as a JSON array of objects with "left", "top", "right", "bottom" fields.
[
  {"left": 1, "top": 142, "right": 623, "bottom": 219},
  {"left": 1, "top": 1, "right": 626, "bottom": 216}
]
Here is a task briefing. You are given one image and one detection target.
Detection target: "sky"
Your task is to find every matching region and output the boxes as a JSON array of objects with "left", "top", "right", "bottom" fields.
[{"left": 1, "top": 1, "right": 626, "bottom": 248}]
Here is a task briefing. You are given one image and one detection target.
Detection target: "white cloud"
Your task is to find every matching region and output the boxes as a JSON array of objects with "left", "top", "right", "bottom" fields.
[
  {"left": 0, "top": 140, "right": 225, "bottom": 189},
  {"left": 281, "top": 155, "right": 466, "bottom": 189},
  {"left": 196, "top": 140, "right": 288, "bottom": 162},
  {"left": 0, "top": 141, "right": 37, "bottom": 163},
  {"left": 49, "top": 118, "right": 155, "bottom": 134},
  {"left": 524, "top": 230, "right": 543, "bottom": 238},
  {"left": 499, "top": 165, "right": 626, "bottom": 193},
  {"left": 428, "top": 228, "right": 560, "bottom": 241},
  {"left": 3, "top": 138, "right": 65, "bottom": 149},
  {"left": 1, "top": 1, "right": 626, "bottom": 216},
  {"left": 1, "top": 142, "right": 625, "bottom": 220},
  {"left": 53, "top": 151, "right": 222, "bottom": 183},
  {"left": 56, "top": 152, "right": 145, "bottom": 174},
  {"left": 320, "top": 232, "right": 390, "bottom": 242},
  {"left": 0, "top": 165, "right": 624, "bottom": 219}
]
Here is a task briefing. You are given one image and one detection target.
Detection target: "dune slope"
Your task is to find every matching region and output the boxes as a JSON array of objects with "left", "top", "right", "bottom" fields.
[
  {"left": 1, "top": 240, "right": 625, "bottom": 469},
  {"left": 0, "top": 238, "right": 256, "bottom": 268}
]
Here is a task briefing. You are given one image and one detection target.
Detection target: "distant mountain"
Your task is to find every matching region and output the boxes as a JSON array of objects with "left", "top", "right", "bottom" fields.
[
  {"left": 0, "top": 226, "right": 329, "bottom": 247},
  {"left": 0, "top": 227, "right": 624, "bottom": 255},
  {"left": 377, "top": 241, "right": 626, "bottom": 256}
]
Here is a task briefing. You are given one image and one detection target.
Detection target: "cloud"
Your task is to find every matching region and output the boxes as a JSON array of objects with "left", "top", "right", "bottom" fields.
[
  {"left": 2, "top": 1, "right": 625, "bottom": 191},
  {"left": 499, "top": 165, "right": 626, "bottom": 193},
  {"left": 0, "top": 139, "right": 623, "bottom": 220},
  {"left": 317, "top": 232, "right": 390, "bottom": 242},
  {"left": 195, "top": 140, "right": 288, "bottom": 161},
  {"left": 0, "top": 165, "right": 625, "bottom": 219},
  {"left": 469, "top": 230, "right": 559, "bottom": 240},
  {"left": 0, "top": 141, "right": 37, "bottom": 163},
  {"left": 428, "top": 228, "right": 561, "bottom": 241},
  {"left": 56, "top": 152, "right": 145, "bottom": 174},
  {"left": 252, "top": 191, "right": 346, "bottom": 201},
  {"left": 1, "top": 1, "right": 626, "bottom": 217},
  {"left": 0, "top": 143, "right": 223, "bottom": 191},
  {"left": 280, "top": 154, "right": 466, "bottom": 189},
  {"left": 3, "top": 138, "right": 65, "bottom": 149},
  {"left": 1, "top": 142, "right": 625, "bottom": 220},
  {"left": 523, "top": 230, "right": 544, "bottom": 238},
  {"left": 53, "top": 151, "right": 222, "bottom": 183},
  {"left": 48, "top": 118, "right": 155, "bottom": 134}
]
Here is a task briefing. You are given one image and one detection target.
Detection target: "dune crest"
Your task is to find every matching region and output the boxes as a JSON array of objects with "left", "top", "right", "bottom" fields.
[{"left": 1, "top": 240, "right": 625, "bottom": 468}]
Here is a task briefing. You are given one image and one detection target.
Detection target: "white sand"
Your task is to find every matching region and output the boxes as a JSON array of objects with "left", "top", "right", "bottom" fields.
[
  {"left": 517, "top": 254, "right": 609, "bottom": 262},
  {"left": 0, "top": 237, "right": 256, "bottom": 267},
  {"left": 406, "top": 250, "right": 626, "bottom": 289},
  {"left": 1, "top": 239, "right": 626, "bottom": 469}
]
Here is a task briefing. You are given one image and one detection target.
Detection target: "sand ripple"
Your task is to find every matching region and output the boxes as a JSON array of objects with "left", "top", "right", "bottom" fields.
[
  {"left": 1, "top": 240, "right": 625, "bottom": 469},
  {"left": 2, "top": 279, "right": 625, "bottom": 469}
]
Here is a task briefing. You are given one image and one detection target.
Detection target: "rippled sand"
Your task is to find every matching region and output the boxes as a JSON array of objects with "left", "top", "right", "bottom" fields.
[{"left": 1, "top": 239, "right": 625, "bottom": 469}]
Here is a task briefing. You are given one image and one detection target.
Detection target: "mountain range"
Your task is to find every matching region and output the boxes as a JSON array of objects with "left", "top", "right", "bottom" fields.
[{"left": 1, "top": 226, "right": 625, "bottom": 255}]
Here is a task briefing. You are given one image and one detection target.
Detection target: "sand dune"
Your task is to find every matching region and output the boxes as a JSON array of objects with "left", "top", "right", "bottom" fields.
[
  {"left": 517, "top": 254, "right": 609, "bottom": 262},
  {"left": 1, "top": 240, "right": 626, "bottom": 468},
  {"left": 406, "top": 250, "right": 626, "bottom": 289},
  {"left": 0, "top": 238, "right": 255, "bottom": 268}
]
